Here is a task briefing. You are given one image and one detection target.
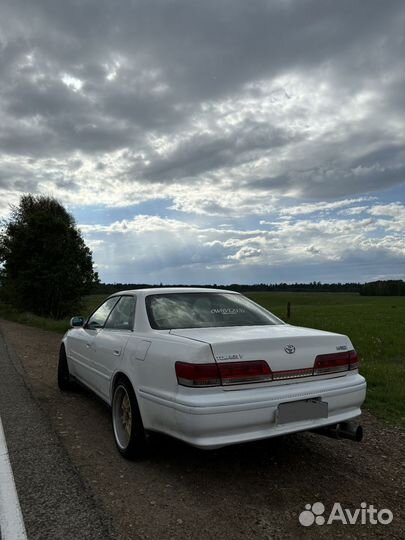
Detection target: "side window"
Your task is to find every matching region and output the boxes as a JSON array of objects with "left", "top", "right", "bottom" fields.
[
  {"left": 86, "top": 297, "right": 120, "bottom": 329},
  {"left": 104, "top": 296, "right": 136, "bottom": 331}
]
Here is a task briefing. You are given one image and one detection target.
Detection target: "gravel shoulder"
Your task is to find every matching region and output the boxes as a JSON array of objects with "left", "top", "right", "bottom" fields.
[
  {"left": 0, "top": 318, "right": 404, "bottom": 540},
  {"left": 0, "top": 322, "right": 116, "bottom": 540}
]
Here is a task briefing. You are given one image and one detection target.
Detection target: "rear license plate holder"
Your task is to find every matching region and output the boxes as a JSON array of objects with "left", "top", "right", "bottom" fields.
[{"left": 277, "top": 398, "right": 328, "bottom": 424}]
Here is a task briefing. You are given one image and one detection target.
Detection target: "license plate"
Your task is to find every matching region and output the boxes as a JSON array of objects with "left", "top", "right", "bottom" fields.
[{"left": 277, "top": 399, "right": 328, "bottom": 424}]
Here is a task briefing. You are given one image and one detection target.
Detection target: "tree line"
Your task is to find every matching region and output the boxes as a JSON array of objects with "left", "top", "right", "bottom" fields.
[
  {"left": 360, "top": 280, "right": 405, "bottom": 296},
  {"left": 92, "top": 280, "right": 405, "bottom": 296}
]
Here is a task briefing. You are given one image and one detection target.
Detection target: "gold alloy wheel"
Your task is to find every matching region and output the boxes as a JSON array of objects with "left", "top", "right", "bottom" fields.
[{"left": 121, "top": 392, "right": 132, "bottom": 437}]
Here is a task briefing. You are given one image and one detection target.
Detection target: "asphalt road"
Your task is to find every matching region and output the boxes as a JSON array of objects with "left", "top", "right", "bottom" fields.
[
  {"left": 0, "top": 328, "right": 116, "bottom": 540},
  {"left": 0, "top": 319, "right": 404, "bottom": 540}
]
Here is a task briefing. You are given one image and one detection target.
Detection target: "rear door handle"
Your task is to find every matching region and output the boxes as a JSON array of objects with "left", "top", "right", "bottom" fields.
[{"left": 113, "top": 349, "right": 121, "bottom": 356}]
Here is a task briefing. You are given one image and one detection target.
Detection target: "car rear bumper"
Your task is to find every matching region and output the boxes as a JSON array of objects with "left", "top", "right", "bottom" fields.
[{"left": 172, "top": 373, "right": 366, "bottom": 449}]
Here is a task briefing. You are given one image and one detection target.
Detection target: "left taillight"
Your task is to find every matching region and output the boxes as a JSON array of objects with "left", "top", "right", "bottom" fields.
[
  {"left": 175, "top": 362, "right": 221, "bottom": 387},
  {"left": 313, "top": 350, "right": 359, "bottom": 375},
  {"left": 175, "top": 360, "right": 272, "bottom": 387}
]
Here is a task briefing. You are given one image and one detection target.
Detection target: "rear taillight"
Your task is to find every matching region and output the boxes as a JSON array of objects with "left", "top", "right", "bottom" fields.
[
  {"left": 176, "top": 350, "right": 359, "bottom": 387},
  {"left": 348, "top": 350, "right": 360, "bottom": 370},
  {"left": 175, "top": 360, "right": 272, "bottom": 387},
  {"left": 313, "top": 350, "right": 359, "bottom": 375},
  {"left": 175, "top": 362, "right": 221, "bottom": 387}
]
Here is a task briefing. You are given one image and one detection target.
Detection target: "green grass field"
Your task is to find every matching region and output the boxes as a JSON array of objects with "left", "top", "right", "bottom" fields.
[{"left": 1, "top": 291, "right": 404, "bottom": 426}]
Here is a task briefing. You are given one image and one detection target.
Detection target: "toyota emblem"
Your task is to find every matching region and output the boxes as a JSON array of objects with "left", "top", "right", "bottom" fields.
[{"left": 284, "top": 344, "right": 296, "bottom": 354}]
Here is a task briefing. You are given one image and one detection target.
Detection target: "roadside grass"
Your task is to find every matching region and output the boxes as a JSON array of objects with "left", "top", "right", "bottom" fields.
[
  {"left": 0, "top": 294, "right": 106, "bottom": 335},
  {"left": 0, "top": 291, "right": 403, "bottom": 426}
]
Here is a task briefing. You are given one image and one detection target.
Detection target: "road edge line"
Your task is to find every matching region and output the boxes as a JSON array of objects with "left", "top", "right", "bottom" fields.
[{"left": 0, "top": 415, "right": 28, "bottom": 540}]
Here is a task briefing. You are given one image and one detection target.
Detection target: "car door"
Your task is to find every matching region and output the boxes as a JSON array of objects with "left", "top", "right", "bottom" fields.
[
  {"left": 67, "top": 296, "right": 120, "bottom": 389},
  {"left": 90, "top": 295, "right": 136, "bottom": 400}
]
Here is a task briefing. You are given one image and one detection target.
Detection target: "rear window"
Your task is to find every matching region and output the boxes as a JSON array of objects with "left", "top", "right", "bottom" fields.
[{"left": 145, "top": 292, "right": 282, "bottom": 330}]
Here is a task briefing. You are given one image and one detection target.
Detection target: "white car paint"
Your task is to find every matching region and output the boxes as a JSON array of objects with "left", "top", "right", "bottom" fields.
[{"left": 62, "top": 288, "right": 366, "bottom": 449}]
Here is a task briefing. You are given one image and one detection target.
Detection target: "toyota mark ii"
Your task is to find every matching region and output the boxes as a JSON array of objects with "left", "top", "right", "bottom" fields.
[{"left": 58, "top": 288, "right": 366, "bottom": 459}]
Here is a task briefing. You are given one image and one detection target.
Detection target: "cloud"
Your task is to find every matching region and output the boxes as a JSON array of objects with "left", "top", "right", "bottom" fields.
[
  {"left": 79, "top": 205, "right": 405, "bottom": 282},
  {"left": 278, "top": 197, "right": 373, "bottom": 217},
  {"left": 0, "top": 1, "right": 403, "bottom": 197},
  {"left": 0, "top": 0, "right": 403, "bottom": 282}
]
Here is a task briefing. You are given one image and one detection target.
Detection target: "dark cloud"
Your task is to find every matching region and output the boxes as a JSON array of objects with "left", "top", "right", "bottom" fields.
[
  {"left": 140, "top": 121, "right": 293, "bottom": 182},
  {"left": 0, "top": 163, "right": 39, "bottom": 192},
  {"left": 0, "top": 0, "right": 403, "bottom": 198},
  {"left": 7, "top": 0, "right": 400, "bottom": 100},
  {"left": 250, "top": 145, "right": 404, "bottom": 199}
]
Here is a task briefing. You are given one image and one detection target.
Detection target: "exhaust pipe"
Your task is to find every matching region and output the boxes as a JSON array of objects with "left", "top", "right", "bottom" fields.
[{"left": 313, "top": 421, "right": 363, "bottom": 442}]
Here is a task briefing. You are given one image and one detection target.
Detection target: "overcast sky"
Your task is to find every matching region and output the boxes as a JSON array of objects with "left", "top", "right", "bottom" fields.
[{"left": 0, "top": 0, "right": 403, "bottom": 284}]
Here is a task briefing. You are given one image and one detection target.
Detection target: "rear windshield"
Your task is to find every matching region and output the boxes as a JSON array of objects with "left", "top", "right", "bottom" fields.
[{"left": 145, "top": 292, "right": 282, "bottom": 330}]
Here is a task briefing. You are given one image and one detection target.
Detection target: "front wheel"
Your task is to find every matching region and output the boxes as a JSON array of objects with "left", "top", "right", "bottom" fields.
[{"left": 112, "top": 378, "right": 148, "bottom": 460}]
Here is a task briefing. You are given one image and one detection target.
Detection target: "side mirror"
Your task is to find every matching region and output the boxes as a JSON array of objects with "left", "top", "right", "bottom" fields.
[{"left": 70, "top": 316, "right": 84, "bottom": 328}]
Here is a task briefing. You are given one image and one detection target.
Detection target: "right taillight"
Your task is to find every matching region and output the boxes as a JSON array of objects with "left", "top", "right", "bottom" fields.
[{"left": 313, "top": 350, "right": 359, "bottom": 375}]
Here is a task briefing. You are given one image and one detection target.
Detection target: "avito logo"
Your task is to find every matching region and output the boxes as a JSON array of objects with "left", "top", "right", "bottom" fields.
[{"left": 299, "top": 502, "right": 393, "bottom": 527}]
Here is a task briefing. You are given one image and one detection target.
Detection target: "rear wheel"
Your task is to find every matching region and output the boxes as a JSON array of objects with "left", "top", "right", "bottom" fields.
[
  {"left": 57, "top": 345, "right": 74, "bottom": 390},
  {"left": 112, "top": 378, "right": 148, "bottom": 460}
]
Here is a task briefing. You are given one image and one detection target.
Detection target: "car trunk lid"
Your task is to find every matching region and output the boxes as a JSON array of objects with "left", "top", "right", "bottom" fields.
[{"left": 170, "top": 325, "right": 353, "bottom": 385}]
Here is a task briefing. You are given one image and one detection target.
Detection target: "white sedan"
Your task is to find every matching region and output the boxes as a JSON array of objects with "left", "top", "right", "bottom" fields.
[{"left": 58, "top": 288, "right": 366, "bottom": 459}]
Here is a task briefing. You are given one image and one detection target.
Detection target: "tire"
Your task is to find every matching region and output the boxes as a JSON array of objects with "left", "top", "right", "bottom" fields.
[
  {"left": 112, "top": 377, "right": 148, "bottom": 460},
  {"left": 58, "top": 345, "right": 74, "bottom": 391}
]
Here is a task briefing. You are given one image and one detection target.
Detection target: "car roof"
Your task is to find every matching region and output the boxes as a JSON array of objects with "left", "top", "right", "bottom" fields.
[{"left": 109, "top": 287, "right": 239, "bottom": 297}]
